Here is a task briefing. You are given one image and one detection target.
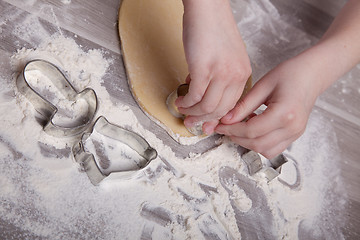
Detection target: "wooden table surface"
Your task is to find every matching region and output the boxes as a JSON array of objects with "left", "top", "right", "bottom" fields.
[{"left": 0, "top": 0, "right": 359, "bottom": 239}]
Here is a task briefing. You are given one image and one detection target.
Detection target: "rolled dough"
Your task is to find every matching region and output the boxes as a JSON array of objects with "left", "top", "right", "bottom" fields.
[{"left": 118, "top": 0, "right": 251, "bottom": 140}]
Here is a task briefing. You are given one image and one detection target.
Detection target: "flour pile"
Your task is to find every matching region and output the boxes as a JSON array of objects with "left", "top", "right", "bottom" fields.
[
  {"left": 0, "top": 0, "right": 348, "bottom": 239},
  {"left": 0, "top": 33, "right": 347, "bottom": 240}
]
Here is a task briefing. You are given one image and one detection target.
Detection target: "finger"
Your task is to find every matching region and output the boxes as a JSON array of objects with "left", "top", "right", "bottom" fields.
[
  {"left": 202, "top": 82, "right": 244, "bottom": 117},
  {"left": 183, "top": 115, "right": 205, "bottom": 129},
  {"left": 183, "top": 117, "right": 218, "bottom": 136},
  {"left": 216, "top": 104, "right": 284, "bottom": 139},
  {"left": 183, "top": 115, "right": 219, "bottom": 134},
  {"left": 202, "top": 119, "right": 219, "bottom": 135},
  {"left": 182, "top": 86, "right": 241, "bottom": 128},
  {"left": 221, "top": 79, "right": 275, "bottom": 124},
  {"left": 229, "top": 128, "right": 294, "bottom": 156},
  {"left": 175, "top": 74, "right": 209, "bottom": 108},
  {"left": 180, "top": 79, "right": 244, "bottom": 121},
  {"left": 178, "top": 79, "right": 226, "bottom": 116},
  {"left": 261, "top": 138, "right": 296, "bottom": 159}
]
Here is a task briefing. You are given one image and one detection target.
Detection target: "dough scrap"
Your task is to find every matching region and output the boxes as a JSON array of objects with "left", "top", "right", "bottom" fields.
[{"left": 118, "top": 0, "right": 251, "bottom": 140}]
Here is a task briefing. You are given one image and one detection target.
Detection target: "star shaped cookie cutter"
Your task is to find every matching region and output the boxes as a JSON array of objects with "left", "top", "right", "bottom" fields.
[
  {"left": 72, "top": 116, "right": 158, "bottom": 185},
  {"left": 16, "top": 59, "right": 98, "bottom": 137}
]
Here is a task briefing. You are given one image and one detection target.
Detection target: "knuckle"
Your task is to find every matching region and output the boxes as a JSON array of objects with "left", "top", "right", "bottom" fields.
[
  {"left": 214, "top": 62, "right": 251, "bottom": 85},
  {"left": 281, "top": 109, "right": 307, "bottom": 136},
  {"left": 233, "top": 62, "right": 252, "bottom": 80},
  {"left": 244, "top": 124, "right": 257, "bottom": 139},
  {"left": 191, "top": 68, "right": 211, "bottom": 83},
  {"left": 213, "top": 107, "right": 231, "bottom": 120},
  {"left": 280, "top": 109, "right": 297, "bottom": 124},
  {"left": 200, "top": 102, "right": 216, "bottom": 114},
  {"left": 191, "top": 92, "right": 203, "bottom": 103},
  {"left": 237, "top": 69, "right": 251, "bottom": 81},
  {"left": 218, "top": 109, "right": 230, "bottom": 119}
]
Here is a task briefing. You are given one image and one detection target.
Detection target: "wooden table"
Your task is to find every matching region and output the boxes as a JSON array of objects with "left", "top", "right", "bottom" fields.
[{"left": 0, "top": 0, "right": 359, "bottom": 239}]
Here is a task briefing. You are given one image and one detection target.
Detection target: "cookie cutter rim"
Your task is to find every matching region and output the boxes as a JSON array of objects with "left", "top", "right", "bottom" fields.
[
  {"left": 242, "top": 150, "right": 288, "bottom": 182},
  {"left": 16, "top": 59, "right": 98, "bottom": 137},
  {"left": 72, "top": 116, "right": 158, "bottom": 185},
  {"left": 166, "top": 83, "right": 204, "bottom": 135},
  {"left": 166, "top": 83, "right": 189, "bottom": 119}
]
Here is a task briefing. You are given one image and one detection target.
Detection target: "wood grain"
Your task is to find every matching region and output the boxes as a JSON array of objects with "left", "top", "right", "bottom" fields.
[{"left": 0, "top": 0, "right": 359, "bottom": 239}]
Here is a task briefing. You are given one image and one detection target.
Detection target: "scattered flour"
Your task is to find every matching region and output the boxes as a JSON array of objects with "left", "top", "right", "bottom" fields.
[
  {"left": 22, "top": 0, "right": 71, "bottom": 6},
  {"left": 61, "top": 0, "right": 71, "bottom": 4},
  {"left": 0, "top": 0, "right": 348, "bottom": 239},
  {"left": 83, "top": 126, "right": 149, "bottom": 175}
]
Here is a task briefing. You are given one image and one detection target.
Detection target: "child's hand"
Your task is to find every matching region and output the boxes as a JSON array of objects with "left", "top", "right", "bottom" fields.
[
  {"left": 215, "top": 0, "right": 360, "bottom": 158},
  {"left": 215, "top": 54, "right": 325, "bottom": 159},
  {"left": 176, "top": 0, "right": 252, "bottom": 135}
]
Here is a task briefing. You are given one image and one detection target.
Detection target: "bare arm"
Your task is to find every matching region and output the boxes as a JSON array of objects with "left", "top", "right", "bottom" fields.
[
  {"left": 177, "top": 0, "right": 252, "bottom": 135},
  {"left": 216, "top": 0, "right": 360, "bottom": 159}
]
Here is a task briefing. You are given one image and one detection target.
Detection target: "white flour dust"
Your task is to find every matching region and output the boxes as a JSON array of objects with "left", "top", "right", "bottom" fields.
[
  {"left": 22, "top": 0, "right": 71, "bottom": 6},
  {"left": 83, "top": 127, "right": 148, "bottom": 175},
  {"left": 0, "top": 0, "right": 349, "bottom": 239},
  {"left": 23, "top": 68, "right": 91, "bottom": 127},
  {"left": 0, "top": 33, "right": 347, "bottom": 240}
]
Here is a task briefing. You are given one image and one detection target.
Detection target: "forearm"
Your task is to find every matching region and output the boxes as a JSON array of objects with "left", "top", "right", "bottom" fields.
[
  {"left": 182, "top": 0, "right": 233, "bottom": 24},
  {"left": 181, "top": 0, "right": 243, "bottom": 63},
  {"left": 299, "top": 0, "right": 360, "bottom": 94}
]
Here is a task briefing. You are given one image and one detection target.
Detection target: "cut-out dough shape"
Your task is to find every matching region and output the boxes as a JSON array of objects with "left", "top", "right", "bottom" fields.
[{"left": 118, "top": 0, "right": 251, "bottom": 139}]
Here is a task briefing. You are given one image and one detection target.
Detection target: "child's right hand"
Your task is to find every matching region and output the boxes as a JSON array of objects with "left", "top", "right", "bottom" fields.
[{"left": 177, "top": 0, "right": 252, "bottom": 135}]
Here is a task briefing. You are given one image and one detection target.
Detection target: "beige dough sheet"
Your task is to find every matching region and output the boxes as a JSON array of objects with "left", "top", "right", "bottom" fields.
[{"left": 118, "top": 0, "right": 251, "bottom": 139}]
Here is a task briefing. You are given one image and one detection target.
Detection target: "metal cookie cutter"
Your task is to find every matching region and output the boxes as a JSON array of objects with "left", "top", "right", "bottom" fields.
[
  {"left": 242, "top": 150, "right": 288, "bottom": 182},
  {"left": 166, "top": 84, "right": 203, "bottom": 135},
  {"left": 72, "top": 116, "right": 158, "bottom": 185},
  {"left": 16, "top": 60, "right": 97, "bottom": 137}
]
